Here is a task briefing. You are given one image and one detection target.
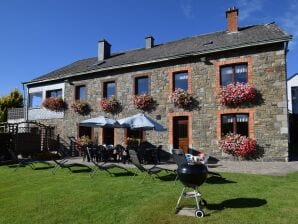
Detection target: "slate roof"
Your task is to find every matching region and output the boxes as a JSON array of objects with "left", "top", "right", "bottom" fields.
[{"left": 26, "top": 23, "right": 292, "bottom": 84}]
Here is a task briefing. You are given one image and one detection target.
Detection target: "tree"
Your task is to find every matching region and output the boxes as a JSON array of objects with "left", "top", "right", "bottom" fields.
[{"left": 0, "top": 89, "right": 23, "bottom": 122}]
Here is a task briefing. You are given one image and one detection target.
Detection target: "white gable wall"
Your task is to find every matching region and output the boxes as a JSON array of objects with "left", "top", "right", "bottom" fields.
[{"left": 287, "top": 74, "right": 298, "bottom": 114}]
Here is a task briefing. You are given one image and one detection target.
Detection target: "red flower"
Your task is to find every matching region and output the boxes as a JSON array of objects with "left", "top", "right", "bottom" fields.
[
  {"left": 131, "top": 94, "right": 153, "bottom": 110},
  {"left": 99, "top": 96, "right": 120, "bottom": 113},
  {"left": 169, "top": 88, "right": 193, "bottom": 109},
  {"left": 219, "top": 82, "right": 257, "bottom": 106},
  {"left": 218, "top": 133, "right": 257, "bottom": 158},
  {"left": 42, "top": 97, "right": 65, "bottom": 111}
]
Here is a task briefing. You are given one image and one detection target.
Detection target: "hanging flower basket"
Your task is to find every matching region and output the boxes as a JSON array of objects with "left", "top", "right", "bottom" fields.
[
  {"left": 131, "top": 94, "right": 153, "bottom": 110},
  {"left": 70, "top": 100, "right": 91, "bottom": 115},
  {"left": 169, "top": 88, "right": 193, "bottom": 109},
  {"left": 219, "top": 82, "right": 257, "bottom": 106},
  {"left": 99, "top": 96, "right": 120, "bottom": 113},
  {"left": 42, "top": 97, "right": 65, "bottom": 111},
  {"left": 218, "top": 133, "right": 257, "bottom": 158}
]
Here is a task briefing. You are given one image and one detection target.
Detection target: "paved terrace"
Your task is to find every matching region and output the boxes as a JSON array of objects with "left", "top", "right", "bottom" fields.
[{"left": 68, "top": 157, "right": 298, "bottom": 176}]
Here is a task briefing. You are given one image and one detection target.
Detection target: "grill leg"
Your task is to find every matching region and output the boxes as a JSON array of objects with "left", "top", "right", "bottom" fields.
[
  {"left": 175, "top": 187, "right": 185, "bottom": 210},
  {"left": 194, "top": 189, "right": 200, "bottom": 210}
]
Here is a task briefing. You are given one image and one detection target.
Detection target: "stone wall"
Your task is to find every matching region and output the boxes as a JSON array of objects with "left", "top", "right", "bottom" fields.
[{"left": 32, "top": 43, "right": 289, "bottom": 161}]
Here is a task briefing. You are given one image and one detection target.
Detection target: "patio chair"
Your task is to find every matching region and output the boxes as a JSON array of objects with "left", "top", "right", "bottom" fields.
[
  {"left": 85, "top": 148, "right": 133, "bottom": 177},
  {"left": 51, "top": 159, "right": 92, "bottom": 175},
  {"left": 128, "top": 150, "right": 175, "bottom": 183},
  {"left": 8, "top": 150, "right": 53, "bottom": 171}
]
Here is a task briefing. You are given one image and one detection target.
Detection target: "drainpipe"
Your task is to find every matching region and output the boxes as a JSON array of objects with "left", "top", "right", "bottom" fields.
[
  {"left": 22, "top": 83, "right": 28, "bottom": 122},
  {"left": 284, "top": 41, "right": 290, "bottom": 162}
]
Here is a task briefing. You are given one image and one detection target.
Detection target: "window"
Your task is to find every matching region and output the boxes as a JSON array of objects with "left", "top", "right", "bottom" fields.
[
  {"left": 220, "top": 64, "right": 247, "bottom": 86},
  {"left": 75, "top": 85, "right": 86, "bottom": 100},
  {"left": 103, "top": 81, "right": 115, "bottom": 98},
  {"left": 135, "top": 76, "right": 149, "bottom": 95},
  {"left": 221, "top": 114, "right": 249, "bottom": 136},
  {"left": 29, "top": 92, "right": 42, "bottom": 108},
  {"left": 173, "top": 72, "right": 188, "bottom": 91},
  {"left": 46, "top": 89, "right": 62, "bottom": 98}
]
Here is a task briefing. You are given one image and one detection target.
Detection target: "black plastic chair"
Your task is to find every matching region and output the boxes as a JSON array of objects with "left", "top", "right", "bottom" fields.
[
  {"left": 85, "top": 148, "right": 133, "bottom": 177},
  {"left": 52, "top": 159, "right": 92, "bottom": 175},
  {"left": 129, "top": 150, "right": 174, "bottom": 183}
]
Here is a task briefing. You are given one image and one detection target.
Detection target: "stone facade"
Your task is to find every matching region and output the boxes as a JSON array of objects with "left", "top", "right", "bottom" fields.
[{"left": 30, "top": 43, "right": 289, "bottom": 161}]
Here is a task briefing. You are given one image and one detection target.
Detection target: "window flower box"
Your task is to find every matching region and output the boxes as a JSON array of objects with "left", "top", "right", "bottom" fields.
[
  {"left": 169, "top": 88, "right": 193, "bottom": 109},
  {"left": 218, "top": 133, "right": 257, "bottom": 158},
  {"left": 42, "top": 97, "right": 66, "bottom": 111},
  {"left": 99, "top": 96, "right": 120, "bottom": 113},
  {"left": 131, "top": 94, "right": 153, "bottom": 110},
  {"left": 219, "top": 82, "right": 257, "bottom": 106},
  {"left": 70, "top": 100, "right": 91, "bottom": 115}
]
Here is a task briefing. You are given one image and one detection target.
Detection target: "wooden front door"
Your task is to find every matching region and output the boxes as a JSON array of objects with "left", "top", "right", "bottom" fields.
[{"left": 173, "top": 116, "right": 189, "bottom": 153}]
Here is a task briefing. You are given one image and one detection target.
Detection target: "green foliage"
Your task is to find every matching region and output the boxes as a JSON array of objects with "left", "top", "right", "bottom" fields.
[{"left": 0, "top": 89, "right": 23, "bottom": 122}]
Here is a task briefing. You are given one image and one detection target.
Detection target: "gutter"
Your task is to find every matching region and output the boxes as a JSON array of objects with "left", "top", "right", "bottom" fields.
[{"left": 23, "top": 37, "right": 292, "bottom": 86}]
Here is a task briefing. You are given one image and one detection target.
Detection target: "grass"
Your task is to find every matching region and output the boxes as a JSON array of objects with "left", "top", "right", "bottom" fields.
[{"left": 0, "top": 164, "right": 298, "bottom": 224}]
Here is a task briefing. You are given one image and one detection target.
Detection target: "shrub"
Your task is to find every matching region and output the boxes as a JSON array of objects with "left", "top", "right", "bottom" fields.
[
  {"left": 131, "top": 94, "right": 153, "bottom": 110},
  {"left": 99, "top": 96, "right": 120, "bottom": 113},
  {"left": 70, "top": 100, "right": 91, "bottom": 115},
  {"left": 219, "top": 82, "right": 257, "bottom": 106},
  {"left": 169, "top": 88, "right": 193, "bottom": 109},
  {"left": 218, "top": 133, "right": 257, "bottom": 158},
  {"left": 42, "top": 97, "right": 65, "bottom": 111}
]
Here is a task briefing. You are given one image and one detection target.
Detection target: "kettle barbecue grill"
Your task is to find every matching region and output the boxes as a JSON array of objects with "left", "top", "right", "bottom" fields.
[{"left": 175, "top": 162, "right": 208, "bottom": 218}]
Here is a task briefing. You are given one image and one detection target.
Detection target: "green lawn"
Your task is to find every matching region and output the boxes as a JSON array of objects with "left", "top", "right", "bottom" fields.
[{"left": 0, "top": 164, "right": 297, "bottom": 224}]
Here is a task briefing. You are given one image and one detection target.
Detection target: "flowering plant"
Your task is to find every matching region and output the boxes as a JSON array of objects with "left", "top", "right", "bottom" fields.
[
  {"left": 42, "top": 97, "right": 65, "bottom": 111},
  {"left": 76, "top": 135, "right": 92, "bottom": 146},
  {"left": 131, "top": 94, "right": 153, "bottom": 110},
  {"left": 99, "top": 96, "right": 120, "bottom": 113},
  {"left": 218, "top": 133, "right": 257, "bottom": 158},
  {"left": 219, "top": 82, "right": 257, "bottom": 106},
  {"left": 70, "top": 100, "right": 91, "bottom": 115},
  {"left": 169, "top": 88, "right": 193, "bottom": 109}
]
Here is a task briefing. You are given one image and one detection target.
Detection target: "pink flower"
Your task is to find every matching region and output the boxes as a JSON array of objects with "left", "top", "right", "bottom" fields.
[
  {"left": 219, "top": 82, "right": 257, "bottom": 106},
  {"left": 169, "top": 88, "right": 193, "bottom": 108},
  {"left": 218, "top": 133, "right": 257, "bottom": 158},
  {"left": 99, "top": 96, "right": 119, "bottom": 113},
  {"left": 71, "top": 100, "right": 90, "bottom": 115},
  {"left": 131, "top": 94, "right": 153, "bottom": 110}
]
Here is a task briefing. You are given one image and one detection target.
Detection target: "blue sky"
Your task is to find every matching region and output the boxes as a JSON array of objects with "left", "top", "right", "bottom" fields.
[{"left": 0, "top": 0, "right": 297, "bottom": 96}]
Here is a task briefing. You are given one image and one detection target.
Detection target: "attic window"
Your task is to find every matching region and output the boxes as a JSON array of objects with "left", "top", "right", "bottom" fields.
[{"left": 202, "top": 41, "right": 213, "bottom": 46}]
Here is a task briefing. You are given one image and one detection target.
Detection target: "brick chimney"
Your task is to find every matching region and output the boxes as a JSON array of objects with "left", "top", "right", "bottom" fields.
[
  {"left": 226, "top": 7, "right": 239, "bottom": 33},
  {"left": 145, "top": 36, "right": 154, "bottom": 49},
  {"left": 98, "top": 39, "right": 111, "bottom": 61}
]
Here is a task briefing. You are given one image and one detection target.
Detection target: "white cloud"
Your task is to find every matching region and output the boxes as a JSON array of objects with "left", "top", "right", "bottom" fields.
[
  {"left": 180, "top": 0, "right": 195, "bottom": 19},
  {"left": 279, "top": 1, "right": 298, "bottom": 50},
  {"left": 237, "top": 0, "right": 264, "bottom": 21}
]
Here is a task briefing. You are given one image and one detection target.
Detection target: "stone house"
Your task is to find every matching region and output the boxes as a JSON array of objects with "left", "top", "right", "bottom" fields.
[{"left": 24, "top": 8, "right": 292, "bottom": 161}]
